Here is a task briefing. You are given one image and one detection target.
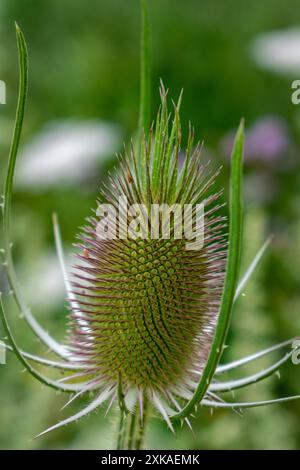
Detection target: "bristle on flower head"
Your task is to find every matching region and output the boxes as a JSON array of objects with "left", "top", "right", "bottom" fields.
[{"left": 68, "top": 86, "right": 227, "bottom": 412}]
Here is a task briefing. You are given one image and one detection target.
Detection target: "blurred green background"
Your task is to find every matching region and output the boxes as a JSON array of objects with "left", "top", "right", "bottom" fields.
[{"left": 1, "top": 0, "right": 300, "bottom": 449}]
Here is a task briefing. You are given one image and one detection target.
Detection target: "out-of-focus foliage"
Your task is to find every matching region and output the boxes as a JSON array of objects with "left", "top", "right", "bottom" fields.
[{"left": 1, "top": 0, "right": 300, "bottom": 449}]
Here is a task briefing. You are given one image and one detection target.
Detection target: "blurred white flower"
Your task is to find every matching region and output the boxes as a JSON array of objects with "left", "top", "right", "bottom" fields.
[
  {"left": 20, "top": 250, "right": 78, "bottom": 311},
  {"left": 20, "top": 252, "right": 69, "bottom": 310},
  {"left": 251, "top": 28, "right": 300, "bottom": 74},
  {"left": 15, "top": 120, "right": 122, "bottom": 189}
]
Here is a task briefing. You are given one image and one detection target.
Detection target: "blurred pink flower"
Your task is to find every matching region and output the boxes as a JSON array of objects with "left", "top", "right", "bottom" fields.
[{"left": 221, "top": 116, "right": 289, "bottom": 165}]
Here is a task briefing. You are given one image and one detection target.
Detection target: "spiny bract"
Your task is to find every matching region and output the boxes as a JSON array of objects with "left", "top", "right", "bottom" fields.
[{"left": 68, "top": 87, "right": 227, "bottom": 412}]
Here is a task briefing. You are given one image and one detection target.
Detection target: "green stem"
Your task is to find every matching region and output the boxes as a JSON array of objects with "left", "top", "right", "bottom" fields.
[
  {"left": 116, "top": 411, "right": 126, "bottom": 450},
  {"left": 135, "top": 396, "right": 149, "bottom": 450},
  {"left": 127, "top": 411, "right": 137, "bottom": 450},
  {"left": 116, "top": 396, "right": 149, "bottom": 450},
  {"left": 138, "top": 0, "right": 151, "bottom": 138}
]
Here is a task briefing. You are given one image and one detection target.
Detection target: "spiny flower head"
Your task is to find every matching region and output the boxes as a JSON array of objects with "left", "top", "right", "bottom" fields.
[{"left": 68, "top": 86, "right": 227, "bottom": 409}]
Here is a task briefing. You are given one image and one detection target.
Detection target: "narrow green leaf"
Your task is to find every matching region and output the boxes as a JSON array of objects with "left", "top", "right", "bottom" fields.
[
  {"left": 3, "top": 23, "right": 28, "bottom": 235},
  {"left": 1, "top": 25, "right": 69, "bottom": 358},
  {"left": 170, "top": 120, "right": 245, "bottom": 420}
]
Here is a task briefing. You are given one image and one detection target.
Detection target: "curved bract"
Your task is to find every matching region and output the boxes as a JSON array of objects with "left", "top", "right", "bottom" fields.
[
  {"left": 1, "top": 25, "right": 70, "bottom": 359},
  {"left": 170, "top": 119, "right": 244, "bottom": 420}
]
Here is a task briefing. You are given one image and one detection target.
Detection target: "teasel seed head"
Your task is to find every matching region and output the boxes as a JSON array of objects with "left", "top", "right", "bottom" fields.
[{"left": 67, "top": 86, "right": 227, "bottom": 414}]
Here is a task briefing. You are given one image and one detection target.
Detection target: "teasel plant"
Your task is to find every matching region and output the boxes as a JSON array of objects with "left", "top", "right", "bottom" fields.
[{"left": 1, "top": 0, "right": 300, "bottom": 450}]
